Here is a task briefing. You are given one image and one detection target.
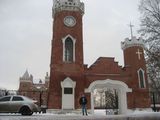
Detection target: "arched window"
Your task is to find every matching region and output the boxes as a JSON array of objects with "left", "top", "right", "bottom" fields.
[
  {"left": 65, "top": 37, "right": 73, "bottom": 62},
  {"left": 137, "top": 69, "right": 146, "bottom": 88}
]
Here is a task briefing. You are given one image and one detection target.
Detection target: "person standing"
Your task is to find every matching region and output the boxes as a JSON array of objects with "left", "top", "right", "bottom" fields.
[{"left": 79, "top": 94, "right": 88, "bottom": 116}]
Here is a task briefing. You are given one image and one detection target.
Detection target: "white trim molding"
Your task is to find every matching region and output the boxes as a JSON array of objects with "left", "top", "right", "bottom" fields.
[
  {"left": 61, "top": 77, "right": 76, "bottom": 110},
  {"left": 61, "top": 77, "right": 76, "bottom": 88},
  {"left": 52, "top": 0, "right": 84, "bottom": 17},
  {"left": 121, "top": 36, "right": 145, "bottom": 50},
  {"left": 85, "top": 79, "right": 132, "bottom": 115}
]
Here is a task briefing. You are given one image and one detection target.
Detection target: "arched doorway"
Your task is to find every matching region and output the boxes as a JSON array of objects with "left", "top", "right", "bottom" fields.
[
  {"left": 93, "top": 88, "right": 119, "bottom": 115},
  {"left": 85, "top": 79, "right": 132, "bottom": 114}
]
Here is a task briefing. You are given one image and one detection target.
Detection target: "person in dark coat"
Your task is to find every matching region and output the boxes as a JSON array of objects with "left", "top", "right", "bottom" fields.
[{"left": 79, "top": 94, "right": 88, "bottom": 116}]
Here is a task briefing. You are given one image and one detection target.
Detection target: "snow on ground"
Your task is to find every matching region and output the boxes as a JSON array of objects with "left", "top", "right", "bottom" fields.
[{"left": 0, "top": 111, "right": 160, "bottom": 120}]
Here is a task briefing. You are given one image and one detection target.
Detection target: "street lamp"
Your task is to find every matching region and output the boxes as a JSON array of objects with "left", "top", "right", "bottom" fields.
[{"left": 152, "top": 92, "right": 156, "bottom": 112}]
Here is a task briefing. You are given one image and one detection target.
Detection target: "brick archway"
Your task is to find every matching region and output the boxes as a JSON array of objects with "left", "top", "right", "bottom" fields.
[{"left": 85, "top": 79, "right": 132, "bottom": 114}]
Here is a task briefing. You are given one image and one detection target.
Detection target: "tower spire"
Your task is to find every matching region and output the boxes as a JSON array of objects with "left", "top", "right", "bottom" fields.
[{"left": 128, "top": 22, "right": 134, "bottom": 39}]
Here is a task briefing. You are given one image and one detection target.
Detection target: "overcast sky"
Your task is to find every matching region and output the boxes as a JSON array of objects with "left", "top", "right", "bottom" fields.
[{"left": 0, "top": 0, "right": 141, "bottom": 90}]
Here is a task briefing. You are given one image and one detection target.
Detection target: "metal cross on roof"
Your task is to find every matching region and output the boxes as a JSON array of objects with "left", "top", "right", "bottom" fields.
[{"left": 129, "top": 22, "right": 134, "bottom": 39}]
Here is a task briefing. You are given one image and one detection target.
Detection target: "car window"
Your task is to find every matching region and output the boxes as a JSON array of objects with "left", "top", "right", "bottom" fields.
[
  {"left": 0, "top": 96, "right": 11, "bottom": 102},
  {"left": 12, "top": 96, "right": 24, "bottom": 101}
]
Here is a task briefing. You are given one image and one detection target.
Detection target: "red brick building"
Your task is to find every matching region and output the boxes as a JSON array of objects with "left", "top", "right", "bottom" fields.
[
  {"left": 47, "top": 0, "right": 150, "bottom": 114},
  {"left": 18, "top": 70, "right": 49, "bottom": 107},
  {"left": 19, "top": 0, "right": 151, "bottom": 114}
]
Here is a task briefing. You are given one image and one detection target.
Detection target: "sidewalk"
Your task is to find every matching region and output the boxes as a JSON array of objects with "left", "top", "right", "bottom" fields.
[{"left": 0, "top": 112, "right": 160, "bottom": 120}]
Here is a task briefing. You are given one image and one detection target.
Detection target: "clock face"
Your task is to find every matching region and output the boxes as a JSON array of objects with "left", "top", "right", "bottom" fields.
[{"left": 64, "top": 16, "right": 76, "bottom": 27}]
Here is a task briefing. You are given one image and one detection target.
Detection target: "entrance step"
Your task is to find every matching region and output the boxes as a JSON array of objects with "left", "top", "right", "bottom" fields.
[{"left": 47, "top": 109, "right": 88, "bottom": 115}]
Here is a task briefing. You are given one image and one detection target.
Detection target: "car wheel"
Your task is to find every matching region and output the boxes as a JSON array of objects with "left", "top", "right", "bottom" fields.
[{"left": 20, "top": 106, "right": 33, "bottom": 116}]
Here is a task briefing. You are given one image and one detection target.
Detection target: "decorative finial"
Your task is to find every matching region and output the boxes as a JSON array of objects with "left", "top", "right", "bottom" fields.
[{"left": 128, "top": 22, "right": 134, "bottom": 39}]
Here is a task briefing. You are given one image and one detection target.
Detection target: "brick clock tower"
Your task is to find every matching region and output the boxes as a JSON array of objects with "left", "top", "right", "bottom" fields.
[
  {"left": 47, "top": 0, "right": 150, "bottom": 114},
  {"left": 48, "top": 0, "right": 85, "bottom": 109}
]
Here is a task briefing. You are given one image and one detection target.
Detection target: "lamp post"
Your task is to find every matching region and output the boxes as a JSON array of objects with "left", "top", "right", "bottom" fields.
[
  {"left": 152, "top": 92, "right": 156, "bottom": 112},
  {"left": 39, "top": 90, "right": 42, "bottom": 107},
  {"left": 36, "top": 86, "right": 42, "bottom": 107},
  {"left": 40, "top": 88, "right": 48, "bottom": 113}
]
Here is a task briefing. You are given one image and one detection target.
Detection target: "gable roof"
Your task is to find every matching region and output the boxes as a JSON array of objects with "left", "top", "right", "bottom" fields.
[{"left": 87, "top": 57, "right": 123, "bottom": 74}]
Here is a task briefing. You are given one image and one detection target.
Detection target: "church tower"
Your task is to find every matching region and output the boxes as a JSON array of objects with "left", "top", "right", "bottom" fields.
[
  {"left": 19, "top": 70, "right": 33, "bottom": 92},
  {"left": 121, "top": 37, "right": 150, "bottom": 108},
  {"left": 48, "top": 0, "right": 85, "bottom": 109}
]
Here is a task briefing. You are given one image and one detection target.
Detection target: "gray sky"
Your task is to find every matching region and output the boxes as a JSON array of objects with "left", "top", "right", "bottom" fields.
[{"left": 0, "top": 0, "right": 141, "bottom": 90}]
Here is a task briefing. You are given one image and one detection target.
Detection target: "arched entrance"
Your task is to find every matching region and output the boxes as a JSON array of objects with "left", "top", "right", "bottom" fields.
[
  {"left": 85, "top": 79, "right": 132, "bottom": 114},
  {"left": 93, "top": 88, "right": 119, "bottom": 114}
]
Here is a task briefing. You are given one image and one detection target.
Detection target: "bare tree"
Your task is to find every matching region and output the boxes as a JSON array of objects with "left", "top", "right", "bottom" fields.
[
  {"left": 105, "top": 89, "right": 118, "bottom": 109},
  {"left": 139, "top": 0, "right": 160, "bottom": 96}
]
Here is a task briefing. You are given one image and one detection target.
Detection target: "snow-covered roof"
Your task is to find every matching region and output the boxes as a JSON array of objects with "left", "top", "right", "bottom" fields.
[
  {"left": 52, "top": 0, "right": 84, "bottom": 17},
  {"left": 121, "top": 36, "right": 145, "bottom": 50}
]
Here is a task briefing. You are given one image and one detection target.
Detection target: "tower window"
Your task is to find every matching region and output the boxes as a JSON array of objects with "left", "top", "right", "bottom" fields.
[
  {"left": 65, "top": 37, "right": 73, "bottom": 62},
  {"left": 137, "top": 69, "right": 146, "bottom": 88},
  {"left": 62, "top": 35, "right": 76, "bottom": 62}
]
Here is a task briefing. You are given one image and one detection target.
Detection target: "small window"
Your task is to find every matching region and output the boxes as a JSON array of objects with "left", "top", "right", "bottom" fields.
[
  {"left": 65, "top": 37, "right": 73, "bottom": 62},
  {"left": 138, "top": 69, "right": 146, "bottom": 88},
  {"left": 64, "top": 88, "right": 73, "bottom": 94},
  {"left": 12, "top": 96, "right": 24, "bottom": 101},
  {"left": 0, "top": 96, "right": 11, "bottom": 102},
  {"left": 139, "top": 70, "right": 145, "bottom": 88}
]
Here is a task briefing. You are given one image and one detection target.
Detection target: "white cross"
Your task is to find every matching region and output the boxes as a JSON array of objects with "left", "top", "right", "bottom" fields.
[
  {"left": 128, "top": 22, "right": 134, "bottom": 39},
  {"left": 136, "top": 49, "right": 142, "bottom": 60}
]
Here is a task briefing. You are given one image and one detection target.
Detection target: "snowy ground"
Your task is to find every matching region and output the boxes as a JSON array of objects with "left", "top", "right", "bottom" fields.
[{"left": 0, "top": 111, "right": 160, "bottom": 120}]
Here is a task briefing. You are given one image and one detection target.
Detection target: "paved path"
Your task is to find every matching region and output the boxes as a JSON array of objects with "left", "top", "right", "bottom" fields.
[{"left": 0, "top": 113, "right": 160, "bottom": 120}]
